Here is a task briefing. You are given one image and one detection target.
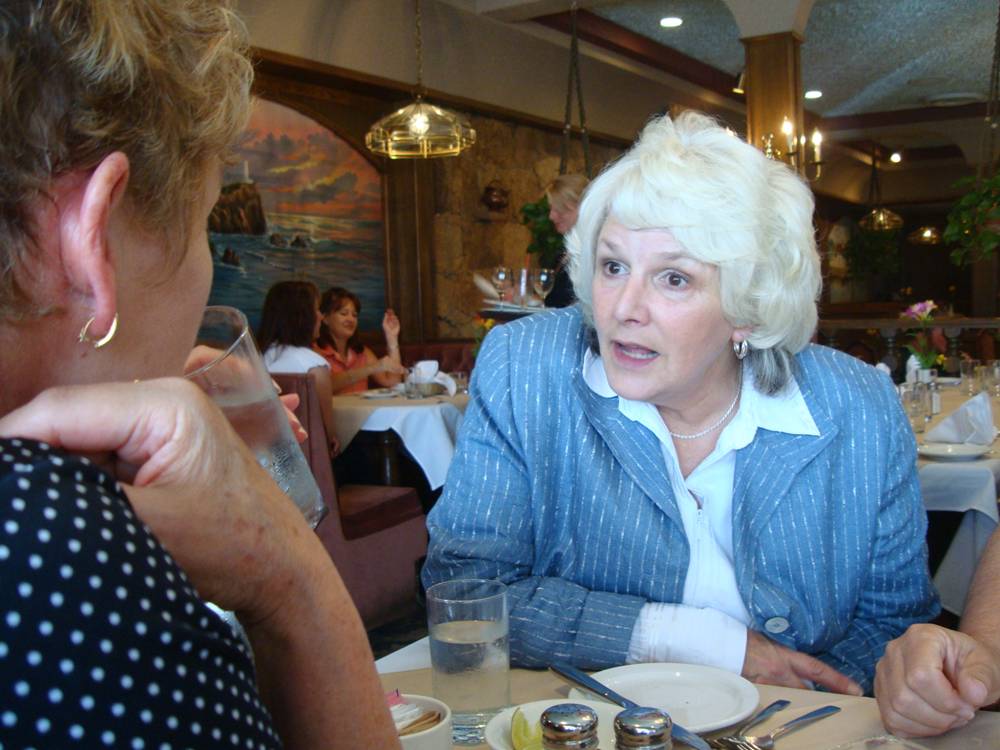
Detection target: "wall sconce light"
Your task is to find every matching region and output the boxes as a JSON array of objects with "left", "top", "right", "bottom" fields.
[
  {"left": 732, "top": 70, "right": 745, "bottom": 95},
  {"left": 761, "top": 116, "right": 823, "bottom": 181}
]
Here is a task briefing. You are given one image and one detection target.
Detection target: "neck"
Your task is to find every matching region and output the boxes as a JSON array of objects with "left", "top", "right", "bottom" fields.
[{"left": 658, "top": 359, "right": 743, "bottom": 440}]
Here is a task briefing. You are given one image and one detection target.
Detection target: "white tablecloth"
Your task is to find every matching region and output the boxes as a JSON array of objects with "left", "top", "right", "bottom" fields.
[
  {"left": 331, "top": 393, "right": 469, "bottom": 490},
  {"left": 919, "top": 387, "right": 1000, "bottom": 614}
]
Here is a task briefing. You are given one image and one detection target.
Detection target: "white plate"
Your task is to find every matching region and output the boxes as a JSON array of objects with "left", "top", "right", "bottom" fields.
[
  {"left": 484, "top": 698, "right": 621, "bottom": 750},
  {"left": 567, "top": 663, "right": 758, "bottom": 734},
  {"left": 936, "top": 376, "right": 961, "bottom": 386},
  {"left": 918, "top": 442, "right": 991, "bottom": 461},
  {"left": 361, "top": 389, "right": 399, "bottom": 400}
]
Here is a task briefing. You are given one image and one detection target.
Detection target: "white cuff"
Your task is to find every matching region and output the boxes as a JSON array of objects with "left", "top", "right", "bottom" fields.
[{"left": 627, "top": 603, "right": 748, "bottom": 674}]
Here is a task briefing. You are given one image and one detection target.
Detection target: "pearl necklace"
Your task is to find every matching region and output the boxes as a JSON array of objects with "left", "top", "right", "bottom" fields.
[{"left": 668, "top": 368, "right": 743, "bottom": 441}]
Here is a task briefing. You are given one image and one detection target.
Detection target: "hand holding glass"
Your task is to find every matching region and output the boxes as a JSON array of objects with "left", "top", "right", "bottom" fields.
[{"left": 185, "top": 306, "right": 325, "bottom": 528}]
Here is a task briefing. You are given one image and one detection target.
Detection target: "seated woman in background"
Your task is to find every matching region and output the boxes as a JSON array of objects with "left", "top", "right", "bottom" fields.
[
  {"left": 544, "top": 173, "right": 589, "bottom": 308},
  {"left": 258, "top": 280, "right": 339, "bottom": 455},
  {"left": 423, "top": 111, "right": 938, "bottom": 696},
  {"left": 315, "top": 286, "right": 405, "bottom": 394},
  {"left": 0, "top": 2, "right": 396, "bottom": 747}
]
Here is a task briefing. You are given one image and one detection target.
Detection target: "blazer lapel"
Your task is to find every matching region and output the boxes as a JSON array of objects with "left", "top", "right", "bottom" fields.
[{"left": 571, "top": 374, "right": 682, "bottom": 530}]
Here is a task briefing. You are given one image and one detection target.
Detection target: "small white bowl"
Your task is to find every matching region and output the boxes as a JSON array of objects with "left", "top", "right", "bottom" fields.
[{"left": 399, "top": 694, "right": 452, "bottom": 750}]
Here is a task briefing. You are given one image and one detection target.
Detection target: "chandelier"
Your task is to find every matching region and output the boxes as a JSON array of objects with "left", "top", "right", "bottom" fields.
[
  {"left": 859, "top": 152, "right": 903, "bottom": 231},
  {"left": 365, "top": 0, "right": 475, "bottom": 159}
]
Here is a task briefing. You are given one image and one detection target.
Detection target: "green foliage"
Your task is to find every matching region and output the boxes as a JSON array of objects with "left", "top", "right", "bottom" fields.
[
  {"left": 843, "top": 224, "right": 901, "bottom": 282},
  {"left": 943, "top": 173, "right": 1000, "bottom": 265},
  {"left": 520, "top": 196, "right": 564, "bottom": 268}
]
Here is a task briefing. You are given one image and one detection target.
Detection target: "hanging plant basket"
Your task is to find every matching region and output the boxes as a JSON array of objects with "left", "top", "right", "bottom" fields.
[{"left": 943, "top": 172, "right": 1000, "bottom": 265}]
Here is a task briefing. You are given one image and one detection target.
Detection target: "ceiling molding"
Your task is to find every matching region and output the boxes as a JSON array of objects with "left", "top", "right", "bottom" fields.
[
  {"left": 821, "top": 103, "right": 988, "bottom": 132},
  {"left": 533, "top": 10, "right": 743, "bottom": 104}
]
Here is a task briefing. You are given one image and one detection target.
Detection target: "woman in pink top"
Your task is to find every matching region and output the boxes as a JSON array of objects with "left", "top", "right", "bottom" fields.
[{"left": 315, "top": 287, "right": 406, "bottom": 394}]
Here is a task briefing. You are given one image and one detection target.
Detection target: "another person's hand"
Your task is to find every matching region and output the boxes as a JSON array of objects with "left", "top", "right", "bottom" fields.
[
  {"left": 382, "top": 308, "right": 401, "bottom": 340},
  {"left": 278, "top": 392, "right": 308, "bottom": 444},
  {"left": 0, "top": 379, "right": 324, "bottom": 626},
  {"left": 875, "top": 623, "right": 1000, "bottom": 737},
  {"left": 742, "top": 629, "right": 863, "bottom": 695},
  {"left": 376, "top": 356, "right": 406, "bottom": 376}
]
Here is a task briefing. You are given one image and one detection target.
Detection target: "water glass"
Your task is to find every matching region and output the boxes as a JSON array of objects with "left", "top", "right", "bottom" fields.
[
  {"left": 185, "top": 306, "right": 325, "bottom": 527},
  {"left": 960, "top": 358, "right": 982, "bottom": 395},
  {"left": 491, "top": 266, "right": 513, "bottom": 301},
  {"left": 427, "top": 579, "right": 510, "bottom": 745},
  {"left": 899, "top": 382, "right": 931, "bottom": 434},
  {"left": 532, "top": 268, "right": 555, "bottom": 299}
]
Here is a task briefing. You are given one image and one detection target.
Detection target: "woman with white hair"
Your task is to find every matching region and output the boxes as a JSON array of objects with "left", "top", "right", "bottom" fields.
[{"left": 423, "top": 111, "right": 937, "bottom": 695}]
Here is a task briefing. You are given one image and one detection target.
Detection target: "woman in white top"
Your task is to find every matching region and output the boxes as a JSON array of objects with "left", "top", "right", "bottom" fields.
[{"left": 258, "top": 280, "right": 338, "bottom": 455}]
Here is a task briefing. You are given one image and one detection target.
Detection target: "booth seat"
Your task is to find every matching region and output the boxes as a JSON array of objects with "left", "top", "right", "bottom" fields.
[{"left": 272, "top": 372, "right": 427, "bottom": 629}]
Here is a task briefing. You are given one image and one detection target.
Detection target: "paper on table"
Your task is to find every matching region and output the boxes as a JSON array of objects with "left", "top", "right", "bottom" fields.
[{"left": 925, "top": 391, "right": 998, "bottom": 445}]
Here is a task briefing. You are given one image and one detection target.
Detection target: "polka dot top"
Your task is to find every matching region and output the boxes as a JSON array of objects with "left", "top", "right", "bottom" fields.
[{"left": 0, "top": 438, "right": 283, "bottom": 749}]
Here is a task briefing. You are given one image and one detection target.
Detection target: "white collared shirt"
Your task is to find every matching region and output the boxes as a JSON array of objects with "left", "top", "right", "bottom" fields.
[{"left": 582, "top": 349, "right": 819, "bottom": 672}]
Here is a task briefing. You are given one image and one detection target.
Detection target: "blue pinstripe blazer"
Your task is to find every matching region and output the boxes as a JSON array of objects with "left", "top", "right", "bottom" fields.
[{"left": 422, "top": 307, "right": 939, "bottom": 692}]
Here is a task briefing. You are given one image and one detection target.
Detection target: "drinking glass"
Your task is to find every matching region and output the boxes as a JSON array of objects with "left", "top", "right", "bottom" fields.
[
  {"left": 899, "top": 382, "right": 931, "bottom": 435},
  {"left": 532, "top": 268, "right": 556, "bottom": 299},
  {"left": 491, "top": 266, "right": 513, "bottom": 301},
  {"left": 960, "top": 358, "right": 981, "bottom": 395},
  {"left": 427, "top": 579, "right": 510, "bottom": 745},
  {"left": 185, "top": 306, "right": 325, "bottom": 528}
]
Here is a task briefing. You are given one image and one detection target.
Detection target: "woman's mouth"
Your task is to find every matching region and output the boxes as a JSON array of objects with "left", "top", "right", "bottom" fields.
[{"left": 613, "top": 341, "right": 659, "bottom": 364}]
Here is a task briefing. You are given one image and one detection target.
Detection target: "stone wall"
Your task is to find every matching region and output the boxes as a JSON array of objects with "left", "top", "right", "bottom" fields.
[{"left": 430, "top": 112, "right": 623, "bottom": 338}]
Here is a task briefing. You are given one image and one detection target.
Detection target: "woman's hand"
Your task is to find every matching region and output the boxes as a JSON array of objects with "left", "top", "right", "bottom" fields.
[
  {"left": 382, "top": 308, "right": 401, "bottom": 341},
  {"left": 0, "top": 379, "right": 320, "bottom": 625},
  {"left": 742, "top": 630, "right": 863, "bottom": 695}
]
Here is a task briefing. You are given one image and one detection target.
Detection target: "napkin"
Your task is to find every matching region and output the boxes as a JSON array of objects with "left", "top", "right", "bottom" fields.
[
  {"left": 473, "top": 273, "right": 499, "bottom": 300},
  {"left": 925, "top": 392, "right": 998, "bottom": 445},
  {"left": 433, "top": 371, "right": 457, "bottom": 396},
  {"left": 410, "top": 360, "right": 439, "bottom": 382}
]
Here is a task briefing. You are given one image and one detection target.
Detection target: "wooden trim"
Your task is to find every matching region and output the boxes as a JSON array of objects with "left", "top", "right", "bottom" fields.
[
  {"left": 252, "top": 47, "right": 630, "bottom": 149},
  {"left": 533, "top": 11, "right": 743, "bottom": 105},
  {"left": 822, "top": 103, "right": 987, "bottom": 132}
]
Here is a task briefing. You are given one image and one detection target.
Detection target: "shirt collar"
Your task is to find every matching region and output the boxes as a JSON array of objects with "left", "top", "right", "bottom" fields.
[{"left": 581, "top": 348, "right": 819, "bottom": 441}]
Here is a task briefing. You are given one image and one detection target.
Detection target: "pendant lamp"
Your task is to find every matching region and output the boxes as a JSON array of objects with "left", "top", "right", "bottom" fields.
[{"left": 860, "top": 152, "right": 903, "bottom": 231}]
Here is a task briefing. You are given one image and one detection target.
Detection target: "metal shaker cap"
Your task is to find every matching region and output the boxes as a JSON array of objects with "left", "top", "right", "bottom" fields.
[
  {"left": 541, "top": 703, "right": 600, "bottom": 748},
  {"left": 613, "top": 706, "right": 673, "bottom": 748}
]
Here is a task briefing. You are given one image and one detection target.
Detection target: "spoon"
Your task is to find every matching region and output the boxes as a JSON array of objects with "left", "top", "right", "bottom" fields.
[{"left": 549, "top": 662, "right": 711, "bottom": 750}]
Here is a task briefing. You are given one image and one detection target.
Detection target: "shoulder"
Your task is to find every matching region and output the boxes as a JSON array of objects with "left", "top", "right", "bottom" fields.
[
  {"left": 480, "top": 306, "right": 589, "bottom": 370},
  {"left": 793, "top": 344, "right": 900, "bottom": 419}
]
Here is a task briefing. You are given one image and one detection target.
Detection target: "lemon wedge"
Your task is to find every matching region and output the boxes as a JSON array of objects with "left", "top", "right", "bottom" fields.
[{"left": 510, "top": 707, "right": 543, "bottom": 750}]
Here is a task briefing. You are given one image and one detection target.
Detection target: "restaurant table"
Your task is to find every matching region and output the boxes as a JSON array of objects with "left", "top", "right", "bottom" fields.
[
  {"left": 380, "top": 664, "right": 1000, "bottom": 749},
  {"left": 331, "top": 391, "right": 469, "bottom": 490},
  {"left": 918, "top": 384, "right": 1000, "bottom": 614}
]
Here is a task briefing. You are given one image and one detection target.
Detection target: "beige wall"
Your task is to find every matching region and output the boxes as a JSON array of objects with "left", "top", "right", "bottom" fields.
[{"left": 236, "top": 0, "right": 740, "bottom": 141}]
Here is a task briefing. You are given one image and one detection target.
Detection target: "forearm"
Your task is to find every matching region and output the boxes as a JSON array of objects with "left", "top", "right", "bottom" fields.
[
  {"left": 372, "top": 340, "right": 402, "bottom": 387},
  {"left": 961, "top": 529, "right": 1000, "bottom": 652},
  {"left": 246, "top": 547, "right": 400, "bottom": 749},
  {"left": 328, "top": 364, "right": 378, "bottom": 393}
]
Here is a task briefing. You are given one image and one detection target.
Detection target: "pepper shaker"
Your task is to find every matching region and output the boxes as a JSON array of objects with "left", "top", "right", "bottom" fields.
[
  {"left": 541, "top": 703, "right": 600, "bottom": 749},
  {"left": 613, "top": 706, "right": 673, "bottom": 749}
]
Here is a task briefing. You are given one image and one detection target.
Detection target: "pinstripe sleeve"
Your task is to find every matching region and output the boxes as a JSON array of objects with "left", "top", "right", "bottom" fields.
[{"left": 421, "top": 322, "right": 647, "bottom": 669}]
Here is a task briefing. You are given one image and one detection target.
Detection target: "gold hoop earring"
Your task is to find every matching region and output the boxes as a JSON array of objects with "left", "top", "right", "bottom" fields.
[
  {"left": 78, "top": 313, "right": 119, "bottom": 349},
  {"left": 733, "top": 339, "right": 749, "bottom": 360}
]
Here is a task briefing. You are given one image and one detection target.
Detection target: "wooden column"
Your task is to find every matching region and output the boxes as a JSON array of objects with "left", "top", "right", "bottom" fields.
[{"left": 742, "top": 32, "right": 803, "bottom": 157}]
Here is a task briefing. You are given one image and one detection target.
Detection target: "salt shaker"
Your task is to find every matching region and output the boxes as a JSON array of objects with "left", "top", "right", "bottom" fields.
[
  {"left": 613, "top": 706, "right": 672, "bottom": 749},
  {"left": 541, "top": 703, "right": 600, "bottom": 749}
]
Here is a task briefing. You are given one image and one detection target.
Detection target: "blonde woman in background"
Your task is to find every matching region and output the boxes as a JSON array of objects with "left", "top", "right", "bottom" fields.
[{"left": 544, "top": 173, "right": 589, "bottom": 307}]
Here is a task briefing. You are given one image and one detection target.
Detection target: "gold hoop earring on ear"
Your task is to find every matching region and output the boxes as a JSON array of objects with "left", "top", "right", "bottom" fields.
[
  {"left": 78, "top": 313, "right": 119, "bottom": 349},
  {"left": 733, "top": 339, "right": 749, "bottom": 360}
]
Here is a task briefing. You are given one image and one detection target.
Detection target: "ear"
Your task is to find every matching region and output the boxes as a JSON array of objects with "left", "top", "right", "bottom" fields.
[
  {"left": 732, "top": 326, "right": 753, "bottom": 345},
  {"left": 58, "top": 152, "right": 130, "bottom": 340}
]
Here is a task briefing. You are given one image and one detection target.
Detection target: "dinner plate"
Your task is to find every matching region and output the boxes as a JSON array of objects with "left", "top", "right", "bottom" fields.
[
  {"left": 361, "top": 389, "right": 399, "bottom": 400},
  {"left": 484, "top": 698, "right": 620, "bottom": 750},
  {"left": 936, "top": 376, "right": 961, "bottom": 386},
  {"left": 567, "top": 662, "right": 759, "bottom": 734},
  {"left": 918, "top": 442, "right": 991, "bottom": 461}
]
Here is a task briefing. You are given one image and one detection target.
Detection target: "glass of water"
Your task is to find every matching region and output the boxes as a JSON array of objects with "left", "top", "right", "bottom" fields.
[
  {"left": 184, "top": 306, "right": 325, "bottom": 527},
  {"left": 899, "top": 382, "right": 931, "bottom": 434},
  {"left": 427, "top": 578, "right": 510, "bottom": 745},
  {"left": 532, "top": 268, "right": 555, "bottom": 300}
]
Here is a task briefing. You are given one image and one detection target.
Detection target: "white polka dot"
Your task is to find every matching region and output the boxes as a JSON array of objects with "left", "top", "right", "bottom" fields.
[
  {"left": 167, "top": 716, "right": 178, "bottom": 730},
  {"left": 116, "top": 586, "right": 128, "bottom": 600},
  {"left": 68, "top": 538, "right": 81, "bottom": 553},
  {"left": 59, "top": 658, "right": 73, "bottom": 674},
  {"left": 135, "top": 621, "right": 147, "bottom": 636},
  {"left": 4, "top": 519, "right": 18, "bottom": 534},
  {"left": 60, "top": 564, "right": 73, "bottom": 579},
  {"left": 11, "top": 498, "right": 25, "bottom": 511},
  {"left": 70, "top": 724, "right": 84, "bottom": 739},
  {"left": 88, "top": 575, "right": 102, "bottom": 589},
  {"left": 50, "top": 591, "right": 64, "bottom": 607},
  {"left": 0, "top": 641, "right": 7, "bottom": 658},
  {"left": 6, "top": 611, "right": 20, "bottom": 627},
  {"left": 100, "top": 528, "right": 113, "bottom": 541},
  {"left": 109, "top": 611, "right": 121, "bottom": 626},
  {"left": 73, "top": 517, "right": 86, "bottom": 530},
  {"left": 26, "top": 650, "right": 41, "bottom": 666},
  {"left": 102, "top": 730, "right": 115, "bottom": 745},
  {"left": 80, "top": 695, "right": 94, "bottom": 710},
  {"left": 172, "top": 689, "right": 183, "bottom": 703},
  {"left": 137, "top": 708, "right": 152, "bottom": 723},
  {"left": 132, "top": 738, "right": 145, "bottom": 749},
  {"left": 121, "top": 675, "right": 133, "bottom": 689},
  {"left": 100, "top": 639, "right": 112, "bottom": 653},
  {"left": 14, "top": 680, "right": 29, "bottom": 696},
  {"left": 148, "top": 682, "right": 160, "bottom": 696},
  {"left": 80, "top": 601, "right": 93, "bottom": 616},
  {"left": 96, "top": 549, "right": 109, "bottom": 563},
  {"left": 28, "top": 553, "right": 42, "bottom": 568},
  {"left": 90, "top": 666, "right": 104, "bottom": 682},
  {"left": 101, "top": 509, "right": 113, "bottom": 522},
  {"left": 125, "top": 541, "right": 137, "bottom": 554},
  {"left": 191, "top": 722, "right": 201, "bottom": 735},
  {"left": 48, "top": 687, "right": 62, "bottom": 703},
  {"left": 16, "top": 477, "right": 29, "bottom": 490},
  {"left": 17, "top": 582, "right": 31, "bottom": 598},
  {"left": 43, "top": 507, "right": 57, "bottom": 520},
  {"left": 160, "top": 631, "right": 172, "bottom": 645},
  {"left": 1, "top": 711, "right": 16, "bottom": 727},
  {"left": 46, "top": 488, "right": 59, "bottom": 500},
  {"left": 153, "top": 656, "right": 164, "bottom": 670},
  {"left": 0, "top": 544, "right": 8, "bottom": 560},
  {"left": 111, "top": 703, "right": 125, "bottom": 717},
  {"left": 37, "top": 528, "right": 51, "bottom": 543},
  {"left": 75, "top": 498, "right": 88, "bottom": 510},
  {"left": 70, "top": 629, "right": 83, "bottom": 644}
]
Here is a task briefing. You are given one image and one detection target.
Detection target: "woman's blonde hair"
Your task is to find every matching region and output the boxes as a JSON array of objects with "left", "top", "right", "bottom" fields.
[
  {"left": 0, "top": 0, "right": 253, "bottom": 318},
  {"left": 566, "top": 111, "right": 822, "bottom": 393},
  {"left": 546, "top": 173, "right": 589, "bottom": 213}
]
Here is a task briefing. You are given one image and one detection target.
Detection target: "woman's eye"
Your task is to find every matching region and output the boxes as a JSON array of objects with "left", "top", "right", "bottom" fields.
[
  {"left": 603, "top": 260, "right": 625, "bottom": 276},
  {"left": 661, "top": 271, "right": 688, "bottom": 288}
]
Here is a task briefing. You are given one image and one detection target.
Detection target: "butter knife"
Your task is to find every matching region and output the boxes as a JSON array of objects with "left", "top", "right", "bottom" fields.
[{"left": 549, "top": 662, "right": 711, "bottom": 750}]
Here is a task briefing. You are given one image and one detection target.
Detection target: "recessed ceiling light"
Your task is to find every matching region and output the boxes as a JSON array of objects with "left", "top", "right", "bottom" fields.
[
  {"left": 889, "top": 151, "right": 902, "bottom": 163},
  {"left": 659, "top": 17, "right": 683, "bottom": 28},
  {"left": 804, "top": 90, "right": 823, "bottom": 100}
]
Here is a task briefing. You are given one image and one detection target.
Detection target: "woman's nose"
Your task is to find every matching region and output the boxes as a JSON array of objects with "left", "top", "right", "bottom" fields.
[{"left": 613, "top": 276, "right": 649, "bottom": 325}]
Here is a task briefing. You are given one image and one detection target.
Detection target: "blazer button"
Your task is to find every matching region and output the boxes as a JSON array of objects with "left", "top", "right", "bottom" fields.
[{"left": 764, "top": 617, "right": 790, "bottom": 634}]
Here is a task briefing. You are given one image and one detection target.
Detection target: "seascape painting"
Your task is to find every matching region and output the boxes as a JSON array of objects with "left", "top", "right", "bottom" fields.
[{"left": 207, "top": 97, "right": 385, "bottom": 331}]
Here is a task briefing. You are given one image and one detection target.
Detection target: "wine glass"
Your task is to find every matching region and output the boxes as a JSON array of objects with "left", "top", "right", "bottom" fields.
[
  {"left": 532, "top": 268, "right": 555, "bottom": 300},
  {"left": 491, "top": 266, "right": 513, "bottom": 301}
]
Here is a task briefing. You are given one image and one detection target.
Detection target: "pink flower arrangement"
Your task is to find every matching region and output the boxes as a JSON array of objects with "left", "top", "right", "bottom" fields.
[{"left": 901, "top": 300, "right": 945, "bottom": 369}]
